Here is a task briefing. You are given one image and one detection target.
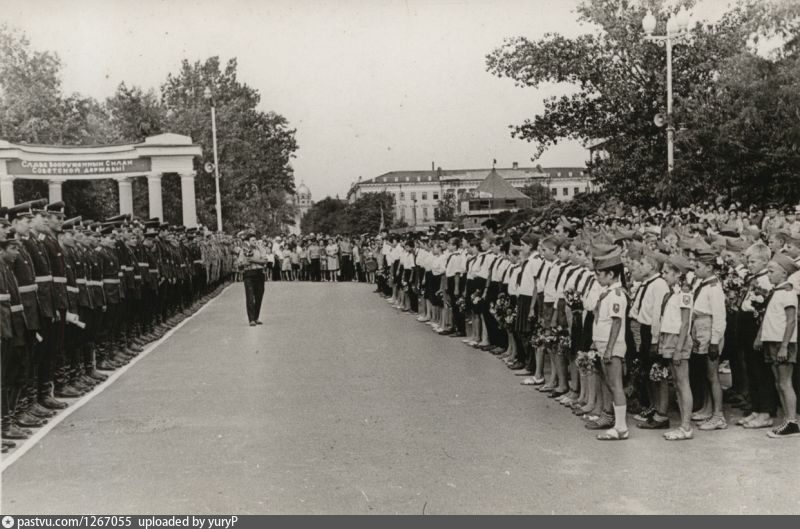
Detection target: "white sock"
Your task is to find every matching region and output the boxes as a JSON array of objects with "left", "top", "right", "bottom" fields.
[{"left": 614, "top": 404, "right": 628, "bottom": 432}]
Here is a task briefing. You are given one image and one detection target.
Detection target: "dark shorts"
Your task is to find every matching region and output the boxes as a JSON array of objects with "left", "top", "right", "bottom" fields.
[{"left": 763, "top": 342, "right": 798, "bottom": 364}]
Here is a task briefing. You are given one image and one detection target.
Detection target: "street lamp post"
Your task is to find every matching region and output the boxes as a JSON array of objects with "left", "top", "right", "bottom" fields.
[
  {"left": 203, "top": 87, "right": 223, "bottom": 232},
  {"left": 642, "top": 6, "right": 690, "bottom": 174}
]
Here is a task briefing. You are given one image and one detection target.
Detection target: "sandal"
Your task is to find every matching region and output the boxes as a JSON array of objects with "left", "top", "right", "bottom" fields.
[
  {"left": 664, "top": 427, "right": 693, "bottom": 441},
  {"left": 691, "top": 412, "right": 712, "bottom": 422},
  {"left": 736, "top": 413, "right": 757, "bottom": 426},
  {"left": 597, "top": 428, "right": 629, "bottom": 441}
]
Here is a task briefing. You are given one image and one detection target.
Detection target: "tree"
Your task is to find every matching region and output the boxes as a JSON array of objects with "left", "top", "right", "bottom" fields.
[
  {"left": 0, "top": 25, "right": 119, "bottom": 218},
  {"left": 161, "top": 57, "right": 299, "bottom": 231},
  {"left": 486, "top": 0, "right": 800, "bottom": 206},
  {"left": 0, "top": 30, "right": 301, "bottom": 229},
  {"left": 300, "top": 197, "right": 347, "bottom": 235},
  {"left": 520, "top": 182, "right": 553, "bottom": 208},
  {"left": 339, "top": 191, "right": 394, "bottom": 235},
  {"left": 434, "top": 192, "right": 459, "bottom": 221}
]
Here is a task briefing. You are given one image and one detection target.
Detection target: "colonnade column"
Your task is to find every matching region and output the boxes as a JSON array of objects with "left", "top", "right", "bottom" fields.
[
  {"left": 0, "top": 176, "right": 14, "bottom": 207},
  {"left": 48, "top": 179, "right": 63, "bottom": 203},
  {"left": 147, "top": 173, "right": 163, "bottom": 221},
  {"left": 118, "top": 177, "right": 133, "bottom": 216},
  {"left": 180, "top": 173, "right": 197, "bottom": 228}
]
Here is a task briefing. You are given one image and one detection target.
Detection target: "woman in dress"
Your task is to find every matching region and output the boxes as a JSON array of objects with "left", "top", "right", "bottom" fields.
[{"left": 325, "top": 239, "right": 340, "bottom": 282}]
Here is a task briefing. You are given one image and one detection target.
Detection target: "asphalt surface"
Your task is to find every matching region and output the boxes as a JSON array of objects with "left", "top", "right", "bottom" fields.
[{"left": 2, "top": 282, "right": 799, "bottom": 514}]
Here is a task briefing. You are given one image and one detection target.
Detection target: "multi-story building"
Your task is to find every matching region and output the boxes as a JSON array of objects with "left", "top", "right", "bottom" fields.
[
  {"left": 286, "top": 180, "right": 313, "bottom": 235},
  {"left": 346, "top": 163, "right": 592, "bottom": 226}
]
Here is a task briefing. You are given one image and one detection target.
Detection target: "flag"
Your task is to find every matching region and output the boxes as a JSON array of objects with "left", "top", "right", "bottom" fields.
[{"left": 379, "top": 204, "right": 385, "bottom": 233}]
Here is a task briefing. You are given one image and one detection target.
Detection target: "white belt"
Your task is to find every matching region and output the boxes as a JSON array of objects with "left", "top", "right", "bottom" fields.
[
  {"left": 118, "top": 271, "right": 124, "bottom": 277},
  {"left": 122, "top": 265, "right": 134, "bottom": 271},
  {"left": 11, "top": 304, "right": 23, "bottom": 313},
  {"left": 35, "top": 275, "right": 52, "bottom": 283},
  {"left": 149, "top": 269, "right": 159, "bottom": 273},
  {"left": 18, "top": 284, "right": 38, "bottom": 293},
  {"left": 53, "top": 276, "right": 67, "bottom": 284},
  {"left": 138, "top": 262, "right": 149, "bottom": 267},
  {"left": 0, "top": 293, "right": 9, "bottom": 301},
  {"left": 134, "top": 275, "right": 142, "bottom": 280},
  {"left": 103, "top": 279, "right": 120, "bottom": 284},
  {"left": 76, "top": 278, "right": 87, "bottom": 285},
  {"left": 181, "top": 264, "right": 187, "bottom": 268},
  {"left": 66, "top": 286, "right": 79, "bottom": 294},
  {"left": 89, "top": 280, "right": 103, "bottom": 287},
  {"left": 194, "top": 260, "right": 204, "bottom": 264}
]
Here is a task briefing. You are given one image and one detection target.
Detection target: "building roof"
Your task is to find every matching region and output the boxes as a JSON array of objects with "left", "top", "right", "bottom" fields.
[
  {"left": 356, "top": 166, "right": 586, "bottom": 186},
  {"left": 473, "top": 169, "right": 530, "bottom": 200}
]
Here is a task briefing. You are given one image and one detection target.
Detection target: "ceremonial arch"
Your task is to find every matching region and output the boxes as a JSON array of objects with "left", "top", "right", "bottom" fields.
[{"left": 0, "top": 133, "right": 203, "bottom": 226}]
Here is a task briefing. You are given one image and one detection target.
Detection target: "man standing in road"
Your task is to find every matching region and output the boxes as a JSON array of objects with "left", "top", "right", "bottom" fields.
[{"left": 237, "top": 232, "right": 269, "bottom": 326}]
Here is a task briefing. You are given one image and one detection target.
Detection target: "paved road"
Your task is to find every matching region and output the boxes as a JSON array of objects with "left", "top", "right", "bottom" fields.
[{"left": 2, "top": 282, "right": 798, "bottom": 514}]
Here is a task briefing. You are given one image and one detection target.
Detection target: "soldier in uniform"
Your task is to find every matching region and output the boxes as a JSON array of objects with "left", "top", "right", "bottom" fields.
[
  {"left": 1, "top": 222, "right": 30, "bottom": 448},
  {"left": 13, "top": 200, "right": 68, "bottom": 413}
]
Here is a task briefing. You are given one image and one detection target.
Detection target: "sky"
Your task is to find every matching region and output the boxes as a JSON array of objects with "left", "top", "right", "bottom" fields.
[{"left": 5, "top": 0, "right": 735, "bottom": 199}]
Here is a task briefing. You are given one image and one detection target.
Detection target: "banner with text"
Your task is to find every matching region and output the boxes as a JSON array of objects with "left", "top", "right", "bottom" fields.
[{"left": 6, "top": 158, "right": 152, "bottom": 177}]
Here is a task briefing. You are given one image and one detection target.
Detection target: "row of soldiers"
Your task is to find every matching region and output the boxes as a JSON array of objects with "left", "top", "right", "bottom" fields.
[{"left": 0, "top": 198, "right": 237, "bottom": 453}]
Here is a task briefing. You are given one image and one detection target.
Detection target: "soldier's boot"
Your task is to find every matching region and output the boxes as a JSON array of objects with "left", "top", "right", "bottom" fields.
[
  {"left": 2, "top": 416, "right": 29, "bottom": 440},
  {"left": 127, "top": 339, "right": 144, "bottom": 353},
  {"left": 27, "top": 384, "right": 56, "bottom": 418},
  {"left": 53, "top": 367, "right": 81, "bottom": 398},
  {"left": 87, "top": 365, "right": 108, "bottom": 381},
  {"left": 14, "top": 408, "right": 46, "bottom": 428},
  {"left": 40, "top": 383, "right": 69, "bottom": 410},
  {"left": 71, "top": 368, "right": 93, "bottom": 392},
  {"left": 85, "top": 345, "right": 109, "bottom": 380}
]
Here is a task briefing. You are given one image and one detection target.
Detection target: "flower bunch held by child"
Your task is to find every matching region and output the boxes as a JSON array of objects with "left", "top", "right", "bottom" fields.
[
  {"left": 564, "top": 288, "right": 583, "bottom": 311},
  {"left": 576, "top": 348, "right": 601, "bottom": 374},
  {"left": 505, "top": 308, "right": 517, "bottom": 328},
  {"left": 456, "top": 296, "right": 467, "bottom": 312},
  {"left": 750, "top": 285, "right": 769, "bottom": 324},
  {"left": 649, "top": 361, "right": 671, "bottom": 382},
  {"left": 471, "top": 292, "right": 483, "bottom": 308},
  {"left": 720, "top": 266, "right": 746, "bottom": 313}
]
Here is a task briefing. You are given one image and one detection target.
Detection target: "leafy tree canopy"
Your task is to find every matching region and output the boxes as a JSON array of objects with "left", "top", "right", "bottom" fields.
[{"left": 487, "top": 0, "right": 800, "bottom": 206}]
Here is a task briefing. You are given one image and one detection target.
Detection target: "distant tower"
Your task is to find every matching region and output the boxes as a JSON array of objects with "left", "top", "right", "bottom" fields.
[{"left": 288, "top": 180, "right": 313, "bottom": 235}]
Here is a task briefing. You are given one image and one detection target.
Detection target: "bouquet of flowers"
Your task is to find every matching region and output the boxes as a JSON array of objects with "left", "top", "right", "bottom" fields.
[
  {"left": 624, "top": 358, "right": 643, "bottom": 398},
  {"left": 649, "top": 361, "right": 671, "bottom": 382},
  {"left": 402, "top": 281, "right": 410, "bottom": 292},
  {"left": 564, "top": 288, "right": 583, "bottom": 312},
  {"left": 492, "top": 294, "right": 510, "bottom": 329},
  {"left": 412, "top": 283, "right": 421, "bottom": 295},
  {"left": 530, "top": 330, "right": 547, "bottom": 349},
  {"left": 556, "top": 326, "right": 571, "bottom": 355},
  {"left": 750, "top": 285, "right": 769, "bottom": 325},
  {"left": 504, "top": 308, "right": 517, "bottom": 328},
  {"left": 471, "top": 293, "right": 483, "bottom": 308},
  {"left": 720, "top": 266, "right": 746, "bottom": 313},
  {"left": 576, "top": 347, "right": 601, "bottom": 374},
  {"left": 456, "top": 296, "right": 467, "bottom": 312}
]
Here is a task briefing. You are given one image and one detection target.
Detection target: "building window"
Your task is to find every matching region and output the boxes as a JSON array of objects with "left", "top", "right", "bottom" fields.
[
  {"left": 410, "top": 192, "right": 416, "bottom": 201},
  {"left": 422, "top": 207, "right": 429, "bottom": 220},
  {"left": 399, "top": 192, "right": 405, "bottom": 200},
  {"left": 421, "top": 192, "right": 427, "bottom": 201},
  {"left": 574, "top": 187, "right": 580, "bottom": 195},
  {"left": 433, "top": 193, "right": 439, "bottom": 200},
  {"left": 568, "top": 171, "right": 573, "bottom": 177},
  {"left": 551, "top": 188, "right": 557, "bottom": 196},
  {"left": 562, "top": 187, "right": 568, "bottom": 196},
  {"left": 557, "top": 172, "right": 562, "bottom": 177}
]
